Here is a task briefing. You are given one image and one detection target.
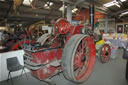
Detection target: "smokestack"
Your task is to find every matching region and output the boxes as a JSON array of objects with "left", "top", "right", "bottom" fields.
[{"left": 89, "top": 4, "right": 94, "bottom": 30}]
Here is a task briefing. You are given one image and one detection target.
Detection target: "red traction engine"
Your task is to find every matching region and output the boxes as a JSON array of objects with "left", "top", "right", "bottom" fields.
[{"left": 23, "top": 18, "right": 96, "bottom": 83}]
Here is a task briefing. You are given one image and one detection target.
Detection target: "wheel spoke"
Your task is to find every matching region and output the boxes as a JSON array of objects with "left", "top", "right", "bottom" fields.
[
  {"left": 78, "top": 44, "right": 82, "bottom": 52},
  {"left": 76, "top": 62, "right": 83, "bottom": 77},
  {"left": 84, "top": 48, "right": 89, "bottom": 56},
  {"left": 85, "top": 61, "right": 88, "bottom": 67},
  {"left": 78, "top": 57, "right": 82, "bottom": 67},
  {"left": 77, "top": 66, "right": 82, "bottom": 76},
  {"left": 76, "top": 61, "right": 86, "bottom": 78},
  {"left": 76, "top": 51, "right": 81, "bottom": 57},
  {"left": 74, "top": 57, "right": 78, "bottom": 65},
  {"left": 82, "top": 40, "right": 86, "bottom": 53}
]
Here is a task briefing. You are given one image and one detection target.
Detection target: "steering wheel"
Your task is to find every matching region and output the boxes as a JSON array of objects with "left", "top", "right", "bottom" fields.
[{"left": 55, "top": 18, "right": 71, "bottom": 35}]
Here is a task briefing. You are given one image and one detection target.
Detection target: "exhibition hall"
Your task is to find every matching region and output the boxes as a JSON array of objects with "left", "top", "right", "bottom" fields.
[{"left": 0, "top": 0, "right": 128, "bottom": 85}]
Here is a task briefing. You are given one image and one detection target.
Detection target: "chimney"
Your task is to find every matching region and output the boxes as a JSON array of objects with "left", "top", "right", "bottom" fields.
[{"left": 89, "top": 4, "right": 94, "bottom": 30}]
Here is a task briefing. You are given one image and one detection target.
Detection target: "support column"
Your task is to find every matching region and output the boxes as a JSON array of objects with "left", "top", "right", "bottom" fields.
[
  {"left": 67, "top": 4, "right": 72, "bottom": 24},
  {"left": 105, "top": 15, "right": 108, "bottom": 33}
]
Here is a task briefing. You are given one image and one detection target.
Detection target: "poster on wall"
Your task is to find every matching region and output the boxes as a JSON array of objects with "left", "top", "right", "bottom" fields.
[
  {"left": 124, "top": 24, "right": 128, "bottom": 34},
  {"left": 117, "top": 25, "right": 123, "bottom": 33}
]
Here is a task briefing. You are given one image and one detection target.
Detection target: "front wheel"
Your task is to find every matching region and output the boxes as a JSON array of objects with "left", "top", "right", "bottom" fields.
[{"left": 62, "top": 34, "right": 96, "bottom": 83}]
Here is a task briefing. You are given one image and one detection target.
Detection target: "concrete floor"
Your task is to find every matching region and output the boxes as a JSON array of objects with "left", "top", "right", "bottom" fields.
[{"left": 0, "top": 49, "right": 128, "bottom": 85}]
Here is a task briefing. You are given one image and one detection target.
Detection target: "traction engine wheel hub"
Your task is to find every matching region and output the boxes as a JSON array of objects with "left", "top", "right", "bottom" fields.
[
  {"left": 105, "top": 52, "right": 109, "bottom": 56},
  {"left": 81, "top": 56, "right": 86, "bottom": 62}
]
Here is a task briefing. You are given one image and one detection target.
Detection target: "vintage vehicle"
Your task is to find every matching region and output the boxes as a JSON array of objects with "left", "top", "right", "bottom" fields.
[
  {"left": 23, "top": 5, "right": 111, "bottom": 84},
  {"left": 23, "top": 18, "right": 96, "bottom": 83},
  {"left": 1, "top": 25, "right": 36, "bottom": 52}
]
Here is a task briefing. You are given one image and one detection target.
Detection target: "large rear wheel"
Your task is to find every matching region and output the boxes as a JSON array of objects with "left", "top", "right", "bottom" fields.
[{"left": 62, "top": 34, "right": 96, "bottom": 83}]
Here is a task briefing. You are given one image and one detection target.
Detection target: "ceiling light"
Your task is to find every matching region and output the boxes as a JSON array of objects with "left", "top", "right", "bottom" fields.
[
  {"left": 44, "top": 1, "right": 53, "bottom": 9},
  {"left": 0, "top": 0, "right": 5, "bottom": 1},
  {"left": 103, "top": 0, "right": 126, "bottom": 7},
  {"left": 120, "top": 11, "right": 128, "bottom": 16},
  {"left": 72, "top": 8, "right": 78, "bottom": 13},
  {"left": 122, "top": 11, "right": 128, "bottom": 15},
  {"left": 119, "top": 11, "right": 128, "bottom": 17},
  {"left": 44, "top": 6, "right": 50, "bottom": 9},
  {"left": 59, "top": 5, "right": 67, "bottom": 11},
  {"left": 44, "top": 4, "right": 48, "bottom": 7},
  {"left": 120, "top": 0, "right": 126, "bottom": 2},
  {"left": 73, "top": 8, "right": 78, "bottom": 11},
  {"left": 49, "top": 2, "right": 53, "bottom": 6},
  {"left": 114, "top": 3, "right": 120, "bottom": 7},
  {"left": 103, "top": 1, "right": 115, "bottom": 7},
  {"left": 23, "top": 0, "right": 33, "bottom": 6}
]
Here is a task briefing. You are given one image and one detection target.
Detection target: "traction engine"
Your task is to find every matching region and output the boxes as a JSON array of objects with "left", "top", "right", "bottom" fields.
[
  {"left": 23, "top": 5, "right": 110, "bottom": 84},
  {"left": 23, "top": 18, "right": 96, "bottom": 83}
]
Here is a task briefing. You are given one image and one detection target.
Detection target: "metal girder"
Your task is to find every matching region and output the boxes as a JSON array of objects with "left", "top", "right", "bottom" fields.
[
  {"left": 44, "top": 3, "right": 62, "bottom": 20},
  {"left": 19, "top": 4, "right": 62, "bottom": 14},
  {"left": 40, "top": 0, "right": 62, "bottom": 4},
  {"left": 111, "top": 9, "right": 128, "bottom": 16},
  {"left": 61, "top": 0, "right": 86, "bottom": 5},
  {"left": 75, "top": 0, "right": 85, "bottom": 4},
  {"left": 0, "top": 17, "right": 41, "bottom": 21},
  {"left": 61, "top": 0, "right": 111, "bottom": 15},
  {"left": 116, "top": 0, "right": 126, "bottom": 8}
]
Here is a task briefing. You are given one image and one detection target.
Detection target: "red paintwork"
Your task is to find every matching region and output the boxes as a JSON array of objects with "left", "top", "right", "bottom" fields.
[
  {"left": 65, "top": 25, "right": 83, "bottom": 43},
  {"left": 72, "top": 8, "right": 104, "bottom": 24},
  {"left": 29, "top": 48, "right": 62, "bottom": 80}
]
